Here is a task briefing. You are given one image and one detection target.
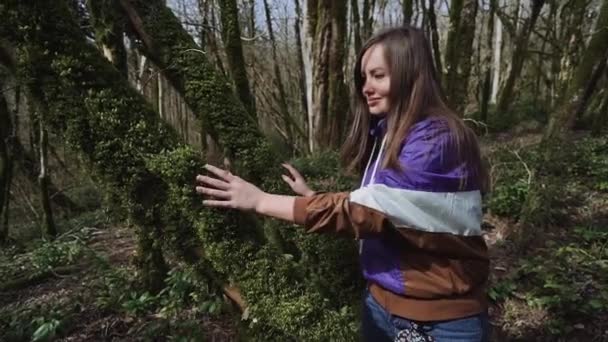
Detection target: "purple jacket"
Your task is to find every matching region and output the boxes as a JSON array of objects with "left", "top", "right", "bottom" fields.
[{"left": 294, "top": 115, "right": 488, "bottom": 321}]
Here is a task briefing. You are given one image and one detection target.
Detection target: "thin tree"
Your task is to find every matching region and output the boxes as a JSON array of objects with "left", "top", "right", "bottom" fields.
[
  {"left": 480, "top": 0, "right": 497, "bottom": 122},
  {"left": 361, "top": 0, "right": 376, "bottom": 41},
  {"left": 294, "top": 0, "right": 309, "bottom": 148},
  {"left": 426, "top": 0, "right": 442, "bottom": 79},
  {"left": 33, "top": 95, "right": 57, "bottom": 239},
  {"left": 218, "top": 0, "right": 256, "bottom": 116},
  {"left": 403, "top": 0, "right": 414, "bottom": 26},
  {"left": 495, "top": 0, "right": 546, "bottom": 115},
  {"left": 444, "top": 0, "right": 479, "bottom": 114},
  {"left": 351, "top": 0, "right": 362, "bottom": 54}
]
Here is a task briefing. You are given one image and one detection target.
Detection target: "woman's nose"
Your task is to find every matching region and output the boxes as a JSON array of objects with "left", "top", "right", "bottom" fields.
[{"left": 363, "top": 81, "right": 373, "bottom": 96}]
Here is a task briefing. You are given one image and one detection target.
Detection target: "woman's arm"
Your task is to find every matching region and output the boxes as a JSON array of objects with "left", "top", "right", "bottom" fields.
[
  {"left": 255, "top": 193, "right": 296, "bottom": 222},
  {"left": 195, "top": 164, "right": 297, "bottom": 222},
  {"left": 195, "top": 164, "right": 390, "bottom": 239}
]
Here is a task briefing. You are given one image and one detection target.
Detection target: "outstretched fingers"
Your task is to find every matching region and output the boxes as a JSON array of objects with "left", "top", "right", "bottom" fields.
[
  {"left": 195, "top": 186, "right": 230, "bottom": 199},
  {"left": 281, "top": 174, "right": 294, "bottom": 186},
  {"left": 202, "top": 199, "right": 234, "bottom": 208},
  {"left": 204, "top": 164, "right": 235, "bottom": 181},
  {"left": 281, "top": 163, "right": 301, "bottom": 180},
  {"left": 196, "top": 174, "right": 230, "bottom": 190}
]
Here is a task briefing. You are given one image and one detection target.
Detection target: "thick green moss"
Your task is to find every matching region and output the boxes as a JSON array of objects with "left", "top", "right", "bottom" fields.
[
  {"left": 1, "top": 0, "right": 203, "bottom": 291},
  {"left": 2, "top": 0, "right": 362, "bottom": 338},
  {"left": 122, "top": 2, "right": 363, "bottom": 338},
  {"left": 127, "top": 0, "right": 272, "bottom": 184}
]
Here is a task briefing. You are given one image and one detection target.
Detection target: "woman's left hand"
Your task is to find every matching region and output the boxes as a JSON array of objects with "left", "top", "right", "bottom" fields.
[{"left": 195, "top": 164, "right": 265, "bottom": 212}]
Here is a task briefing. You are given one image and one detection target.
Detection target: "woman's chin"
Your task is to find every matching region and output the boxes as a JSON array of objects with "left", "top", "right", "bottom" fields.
[{"left": 369, "top": 109, "right": 387, "bottom": 116}]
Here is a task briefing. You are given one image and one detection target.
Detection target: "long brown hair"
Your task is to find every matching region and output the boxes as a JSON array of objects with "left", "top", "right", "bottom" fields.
[{"left": 340, "top": 26, "right": 487, "bottom": 191}]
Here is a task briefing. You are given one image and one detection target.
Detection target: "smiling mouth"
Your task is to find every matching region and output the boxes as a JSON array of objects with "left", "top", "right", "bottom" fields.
[{"left": 368, "top": 99, "right": 380, "bottom": 106}]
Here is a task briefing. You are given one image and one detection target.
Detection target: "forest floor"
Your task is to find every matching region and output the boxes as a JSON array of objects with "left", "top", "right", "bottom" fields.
[
  {"left": 1, "top": 131, "right": 607, "bottom": 341},
  {"left": 0, "top": 223, "right": 237, "bottom": 341}
]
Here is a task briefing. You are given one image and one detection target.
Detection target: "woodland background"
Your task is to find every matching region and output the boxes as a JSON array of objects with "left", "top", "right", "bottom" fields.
[{"left": 0, "top": 0, "right": 607, "bottom": 340}]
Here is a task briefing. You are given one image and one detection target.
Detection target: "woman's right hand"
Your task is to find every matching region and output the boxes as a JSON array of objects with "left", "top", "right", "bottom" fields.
[{"left": 281, "top": 163, "right": 315, "bottom": 197}]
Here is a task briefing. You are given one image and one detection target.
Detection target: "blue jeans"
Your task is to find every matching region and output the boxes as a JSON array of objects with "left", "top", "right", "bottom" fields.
[{"left": 361, "top": 290, "right": 489, "bottom": 341}]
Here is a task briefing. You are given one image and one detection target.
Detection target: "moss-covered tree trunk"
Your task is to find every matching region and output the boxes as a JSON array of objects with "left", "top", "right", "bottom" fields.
[
  {"left": 518, "top": 0, "right": 608, "bottom": 248},
  {"left": 443, "top": 0, "right": 478, "bottom": 114},
  {"left": 495, "top": 0, "right": 545, "bottom": 115},
  {"left": 118, "top": 0, "right": 276, "bottom": 184},
  {"left": 118, "top": 0, "right": 287, "bottom": 252},
  {"left": 2, "top": 1, "right": 360, "bottom": 338},
  {"left": 217, "top": 0, "right": 256, "bottom": 117},
  {"left": 0, "top": 0, "right": 193, "bottom": 292},
  {"left": 114, "top": 1, "right": 361, "bottom": 338}
]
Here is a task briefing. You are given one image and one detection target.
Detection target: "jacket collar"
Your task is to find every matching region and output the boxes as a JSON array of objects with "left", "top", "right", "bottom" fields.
[{"left": 370, "top": 115, "right": 388, "bottom": 138}]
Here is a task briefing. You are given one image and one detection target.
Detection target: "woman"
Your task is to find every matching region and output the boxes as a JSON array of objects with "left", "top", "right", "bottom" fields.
[{"left": 195, "top": 26, "right": 489, "bottom": 342}]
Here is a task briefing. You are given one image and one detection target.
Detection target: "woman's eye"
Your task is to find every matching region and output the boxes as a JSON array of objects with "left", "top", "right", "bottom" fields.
[{"left": 374, "top": 74, "right": 385, "bottom": 79}]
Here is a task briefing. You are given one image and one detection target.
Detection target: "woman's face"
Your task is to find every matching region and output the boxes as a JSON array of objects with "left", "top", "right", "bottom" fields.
[{"left": 361, "top": 44, "right": 391, "bottom": 115}]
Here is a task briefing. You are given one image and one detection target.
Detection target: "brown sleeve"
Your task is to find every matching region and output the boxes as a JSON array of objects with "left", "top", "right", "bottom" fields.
[{"left": 293, "top": 192, "right": 391, "bottom": 239}]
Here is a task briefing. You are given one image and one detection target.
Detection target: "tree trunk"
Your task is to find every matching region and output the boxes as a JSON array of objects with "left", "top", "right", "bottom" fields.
[
  {"left": 1, "top": 0, "right": 190, "bottom": 291},
  {"left": 119, "top": 0, "right": 276, "bottom": 184},
  {"left": 301, "top": 0, "right": 314, "bottom": 151},
  {"left": 574, "top": 54, "right": 607, "bottom": 126},
  {"left": 294, "top": 0, "right": 309, "bottom": 151},
  {"left": 443, "top": 0, "right": 478, "bottom": 114},
  {"left": 119, "top": 0, "right": 293, "bottom": 254},
  {"left": 491, "top": 0, "right": 503, "bottom": 104},
  {"left": 427, "top": 0, "right": 442, "bottom": 79},
  {"left": 350, "top": 0, "right": 362, "bottom": 55},
  {"left": 480, "top": 0, "right": 496, "bottom": 122},
  {"left": 496, "top": 0, "right": 546, "bottom": 115},
  {"left": 114, "top": 1, "right": 360, "bottom": 337},
  {"left": 592, "top": 76, "right": 608, "bottom": 135},
  {"left": 556, "top": 0, "right": 588, "bottom": 100},
  {"left": 361, "top": 0, "right": 375, "bottom": 41},
  {"left": 3, "top": 1, "right": 361, "bottom": 338},
  {"left": 403, "top": 0, "right": 413, "bottom": 26},
  {"left": 218, "top": 0, "right": 256, "bottom": 117},
  {"left": 33, "top": 96, "right": 57, "bottom": 238},
  {"left": 307, "top": 0, "right": 349, "bottom": 151},
  {"left": 246, "top": 0, "right": 255, "bottom": 37}
]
